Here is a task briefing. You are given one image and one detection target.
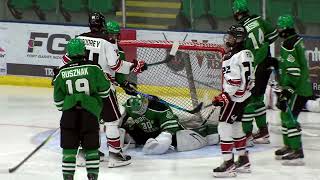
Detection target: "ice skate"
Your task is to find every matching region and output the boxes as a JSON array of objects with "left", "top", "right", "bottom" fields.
[
  {"left": 282, "top": 149, "right": 305, "bottom": 166},
  {"left": 253, "top": 127, "right": 270, "bottom": 144},
  {"left": 213, "top": 157, "right": 236, "bottom": 178},
  {"left": 87, "top": 173, "right": 98, "bottom": 180},
  {"left": 235, "top": 151, "right": 251, "bottom": 173},
  {"left": 246, "top": 133, "right": 254, "bottom": 147},
  {"left": 63, "top": 174, "right": 74, "bottom": 180},
  {"left": 108, "top": 150, "right": 132, "bottom": 168},
  {"left": 274, "top": 146, "right": 292, "bottom": 160}
]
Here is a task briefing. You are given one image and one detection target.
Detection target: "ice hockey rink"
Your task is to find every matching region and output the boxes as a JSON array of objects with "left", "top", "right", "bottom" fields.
[{"left": 0, "top": 85, "right": 319, "bottom": 180}]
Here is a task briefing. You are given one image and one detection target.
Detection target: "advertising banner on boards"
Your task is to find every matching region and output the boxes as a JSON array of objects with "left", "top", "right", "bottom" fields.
[{"left": 0, "top": 22, "right": 88, "bottom": 77}]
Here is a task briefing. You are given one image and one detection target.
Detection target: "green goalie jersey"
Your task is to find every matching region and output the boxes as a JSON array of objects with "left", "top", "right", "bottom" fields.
[
  {"left": 279, "top": 35, "right": 312, "bottom": 97},
  {"left": 53, "top": 61, "right": 110, "bottom": 119},
  {"left": 123, "top": 97, "right": 182, "bottom": 137},
  {"left": 239, "top": 15, "right": 278, "bottom": 65}
]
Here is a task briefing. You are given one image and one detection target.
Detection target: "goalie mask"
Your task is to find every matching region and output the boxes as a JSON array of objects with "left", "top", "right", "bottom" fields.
[
  {"left": 129, "top": 95, "right": 149, "bottom": 115},
  {"left": 224, "top": 24, "right": 247, "bottom": 51}
]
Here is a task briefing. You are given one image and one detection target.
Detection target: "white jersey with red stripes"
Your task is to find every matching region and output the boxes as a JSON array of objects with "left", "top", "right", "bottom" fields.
[
  {"left": 60, "top": 32, "right": 132, "bottom": 78},
  {"left": 222, "top": 49, "right": 255, "bottom": 103}
]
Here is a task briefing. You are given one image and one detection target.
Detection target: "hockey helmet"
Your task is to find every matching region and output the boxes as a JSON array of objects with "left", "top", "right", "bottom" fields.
[
  {"left": 105, "top": 20, "right": 121, "bottom": 42},
  {"left": 232, "top": 0, "right": 249, "bottom": 14},
  {"left": 88, "top": 12, "right": 105, "bottom": 31},
  {"left": 66, "top": 38, "right": 86, "bottom": 58},
  {"left": 128, "top": 94, "right": 149, "bottom": 115},
  {"left": 106, "top": 20, "right": 120, "bottom": 34},
  {"left": 277, "top": 15, "right": 294, "bottom": 30},
  {"left": 224, "top": 24, "right": 247, "bottom": 48}
]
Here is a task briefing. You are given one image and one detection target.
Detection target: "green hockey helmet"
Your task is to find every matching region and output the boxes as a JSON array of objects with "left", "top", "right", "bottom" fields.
[
  {"left": 66, "top": 38, "right": 86, "bottom": 58},
  {"left": 105, "top": 20, "right": 120, "bottom": 43},
  {"left": 277, "top": 15, "right": 294, "bottom": 29},
  {"left": 128, "top": 94, "right": 149, "bottom": 115},
  {"left": 232, "top": 0, "right": 249, "bottom": 14},
  {"left": 105, "top": 20, "right": 120, "bottom": 34}
]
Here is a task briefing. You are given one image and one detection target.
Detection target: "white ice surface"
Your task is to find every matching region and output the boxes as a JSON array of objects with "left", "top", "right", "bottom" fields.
[{"left": 0, "top": 85, "right": 319, "bottom": 180}]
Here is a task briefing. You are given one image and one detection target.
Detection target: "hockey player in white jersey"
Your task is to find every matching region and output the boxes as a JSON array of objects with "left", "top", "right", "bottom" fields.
[
  {"left": 60, "top": 12, "right": 147, "bottom": 168},
  {"left": 212, "top": 24, "right": 254, "bottom": 178}
]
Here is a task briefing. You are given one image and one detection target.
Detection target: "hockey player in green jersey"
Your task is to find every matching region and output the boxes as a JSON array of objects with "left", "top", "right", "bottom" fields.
[
  {"left": 275, "top": 15, "right": 312, "bottom": 166},
  {"left": 233, "top": 0, "right": 279, "bottom": 145},
  {"left": 120, "top": 95, "right": 219, "bottom": 155},
  {"left": 53, "top": 38, "right": 110, "bottom": 180}
]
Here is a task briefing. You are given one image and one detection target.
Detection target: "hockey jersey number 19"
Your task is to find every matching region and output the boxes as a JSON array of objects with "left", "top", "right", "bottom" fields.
[{"left": 222, "top": 49, "right": 255, "bottom": 102}]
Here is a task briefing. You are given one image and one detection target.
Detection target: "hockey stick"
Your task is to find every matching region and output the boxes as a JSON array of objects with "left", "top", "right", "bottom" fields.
[
  {"left": 286, "top": 103, "right": 319, "bottom": 137},
  {"left": 135, "top": 90, "right": 203, "bottom": 114},
  {"left": 4, "top": 128, "right": 60, "bottom": 173},
  {"left": 148, "top": 41, "right": 180, "bottom": 67}
]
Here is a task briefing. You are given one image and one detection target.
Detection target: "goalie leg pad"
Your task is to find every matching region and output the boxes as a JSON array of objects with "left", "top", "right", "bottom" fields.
[
  {"left": 119, "top": 128, "right": 136, "bottom": 150},
  {"left": 176, "top": 129, "right": 207, "bottom": 152},
  {"left": 142, "top": 132, "right": 172, "bottom": 155},
  {"left": 206, "top": 134, "right": 220, "bottom": 145}
]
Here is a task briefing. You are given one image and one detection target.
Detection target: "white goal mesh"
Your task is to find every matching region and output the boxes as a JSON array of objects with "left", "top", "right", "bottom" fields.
[{"left": 117, "top": 40, "right": 225, "bottom": 126}]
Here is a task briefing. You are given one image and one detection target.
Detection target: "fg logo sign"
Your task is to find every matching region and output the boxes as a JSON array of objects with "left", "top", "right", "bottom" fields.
[{"left": 28, "top": 32, "right": 71, "bottom": 54}]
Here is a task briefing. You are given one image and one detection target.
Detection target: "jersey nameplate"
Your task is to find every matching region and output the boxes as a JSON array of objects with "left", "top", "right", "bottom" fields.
[
  {"left": 81, "top": 39, "right": 101, "bottom": 48},
  {"left": 61, "top": 68, "right": 88, "bottom": 79},
  {"left": 245, "top": 20, "right": 259, "bottom": 32}
]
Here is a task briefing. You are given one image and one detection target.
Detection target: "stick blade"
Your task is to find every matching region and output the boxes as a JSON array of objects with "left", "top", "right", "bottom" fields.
[
  {"left": 188, "top": 102, "right": 203, "bottom": 114},
  {"left": 0, "top": 168, "right": 9, "bottom": 173}
]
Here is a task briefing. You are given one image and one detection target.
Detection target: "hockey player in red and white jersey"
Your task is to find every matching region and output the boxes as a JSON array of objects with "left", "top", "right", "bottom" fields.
[
  {"left": 60, "top": 12, "right": 147, "bottom": 168},
  {"left": 212, "top": 24, "right": 254, "bottom": 178}
]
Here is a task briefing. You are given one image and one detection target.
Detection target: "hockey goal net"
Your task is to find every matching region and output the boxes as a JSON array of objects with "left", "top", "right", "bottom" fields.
[{"left": 118, "top": 40, "right": 225, "bottom": 126}]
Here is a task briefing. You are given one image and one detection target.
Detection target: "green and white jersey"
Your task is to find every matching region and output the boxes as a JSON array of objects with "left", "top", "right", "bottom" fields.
[
  {"left": 278, "top": 35, "right": 312, "bottom": 97},
  {"left": 53, "top": 60, "right": 110, "bottom": 119},
  {"left": 114, "top": 46, "right": 127, "bottom": 85},
  {"left": 239, "top": 15, "right": 278, "bottom": 65},
  {"left": 123, "top": 98, "right": 181, "bottom": 135}
]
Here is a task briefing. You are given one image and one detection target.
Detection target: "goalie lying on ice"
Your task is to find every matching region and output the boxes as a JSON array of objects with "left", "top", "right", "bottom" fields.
[{"left": 117, "top": 94, "right": 219, "bottom": 155}]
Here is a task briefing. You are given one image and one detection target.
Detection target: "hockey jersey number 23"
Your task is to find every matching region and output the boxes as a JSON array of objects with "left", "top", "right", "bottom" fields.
[{"left": 222, "top": 49, "right": 255, "bottom": 103}]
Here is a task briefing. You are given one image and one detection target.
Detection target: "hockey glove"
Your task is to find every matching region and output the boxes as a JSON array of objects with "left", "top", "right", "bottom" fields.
[
  {"left": 131, "top": 59, "right": 148, "bottom": 74},
  {"left": 212, "top": 92, "right": 230, "bottom": 107},
  {"left": 120, "top": 81, "right": 138, "bottom": 96},
  {"left": 276, "top": 87, "right": 294, "bottom": 111},
  {"left": 51, "top": 67, "right": 60, "bottom": 86}
]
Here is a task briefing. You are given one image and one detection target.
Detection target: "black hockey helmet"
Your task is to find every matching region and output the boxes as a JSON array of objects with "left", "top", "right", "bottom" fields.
[
  {"left": 88, "top": 12, "right": 105, "bottom": 32},
  {"left": 224, "top": 24, "right": 247, "bottom": 48}
]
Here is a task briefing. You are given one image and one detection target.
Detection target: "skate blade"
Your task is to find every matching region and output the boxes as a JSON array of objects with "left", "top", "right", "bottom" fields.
[
  {"left": 246, "top": 141, "right": 255, "bottom": 147},
  {"left": 236, "top": 165, "right": 251, "bottom": 173},
  {"left": 275, "top": 155, "right": 283, "bottom": 160},
  {"left": 213, "top": 171, "right": 237, "bottom": 178},
  {"left": 253, "top": 138, "right": 270, "bottom": 144},
  {"left": 282, "top": 159, "right": 305, "bottom": 166},
  {"left": 108, "top": 160, "right": 132, "bottom": 168}
]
